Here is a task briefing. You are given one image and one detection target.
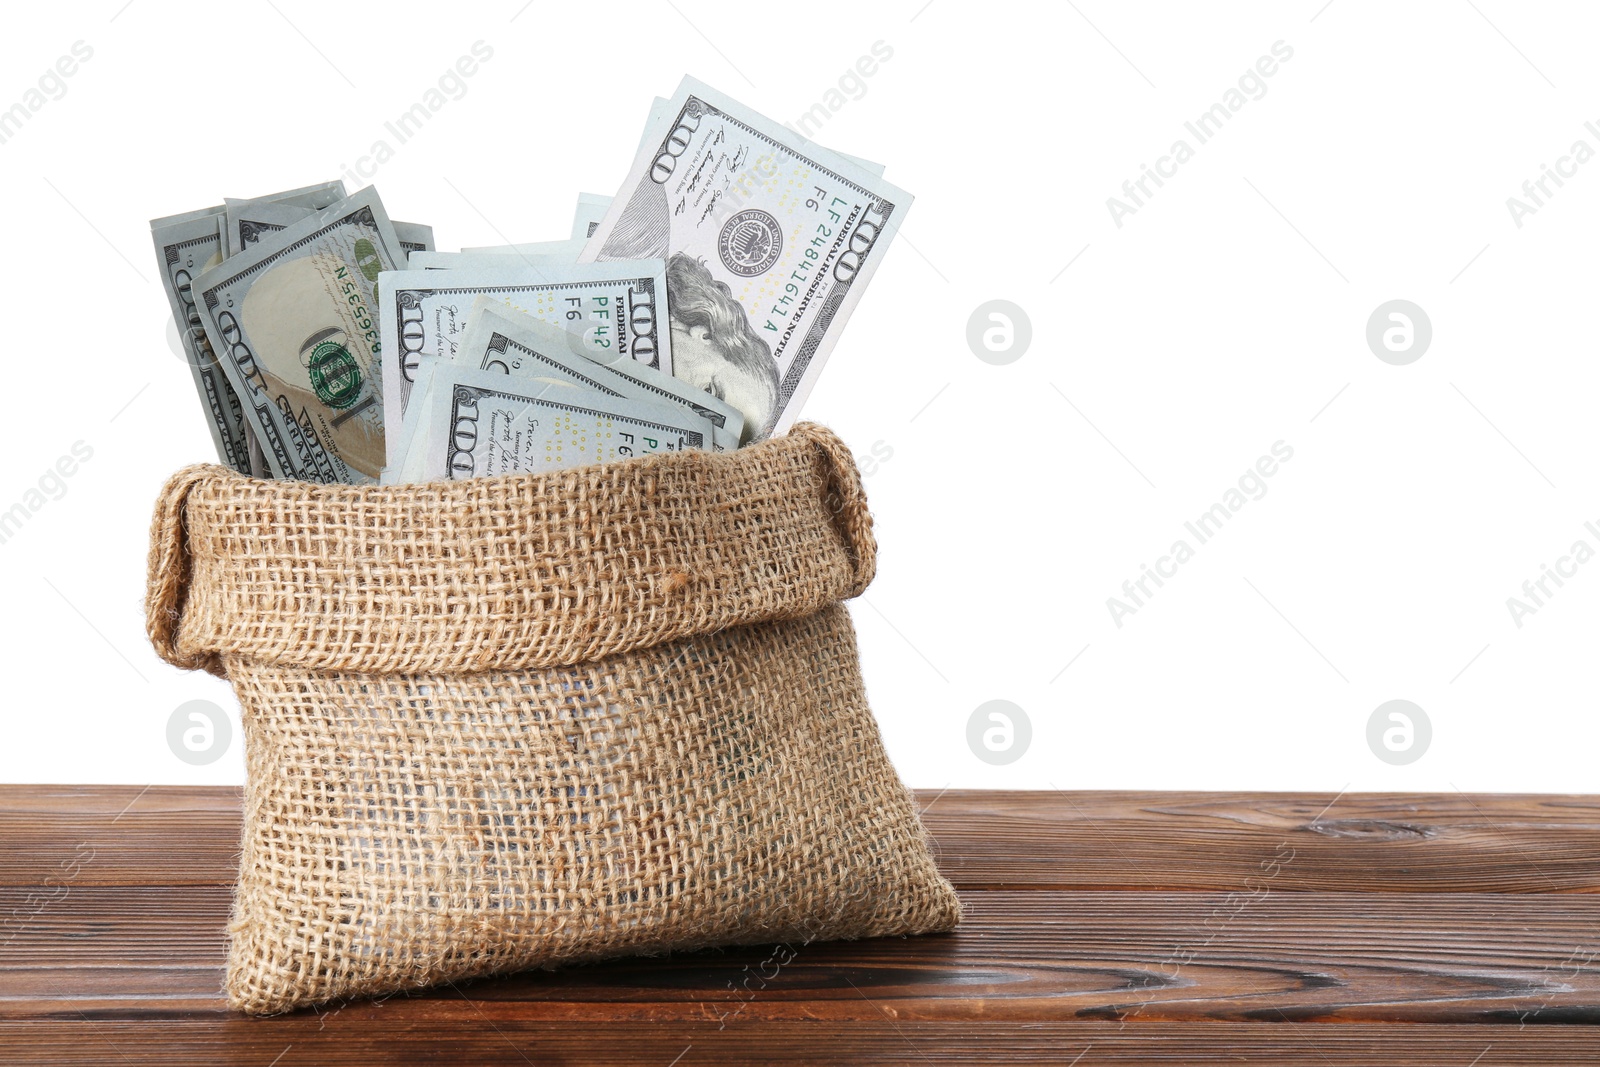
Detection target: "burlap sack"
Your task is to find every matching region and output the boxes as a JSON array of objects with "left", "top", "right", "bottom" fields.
[{"left": 144, "top": 422, "right": 960, "bottom": 1015}]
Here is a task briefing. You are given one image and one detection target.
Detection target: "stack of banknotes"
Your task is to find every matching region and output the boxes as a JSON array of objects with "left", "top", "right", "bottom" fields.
[{"left": 151, "top": 76, "right": 910, "bottom": 485}]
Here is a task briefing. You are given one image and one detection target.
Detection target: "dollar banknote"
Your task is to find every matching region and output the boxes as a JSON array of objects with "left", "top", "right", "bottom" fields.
[
  {"left": 376, "top": 260, "right": 673, "bottom": 467},
  {"left": 384, "top": 359, "right": 441, "bottom": 484},
  {"left": 191, "top": 186, "right": 406, "bottom": 483},
  {"left": 639, "top": 93, "right": 884, "bottom": 179},
  {"left": 222, "top": 181, "right": 346, "bottom": 257},
  {"left": 233, "top": 196, "right": 434, "bottom": 260},
  {"left": 386, "top": 298, "right": 738, "bottom": 482},
  {"left": 454, "top": 297, "right": 742, "bottom": 448},
  {"left": 220, "top": 189, "right": 360, "bottom": 479},
  {"left": 384, "top": 292, "right": 732, "bottom": 476},
  {"left": 151, "top": 206, "right": 253, "bottom": 473},
  {"left": 243, "top": 422, "right": 271, "bottom": 478},
  {"left": 414, "top": 366, "right": 710, "bottom": 483},
  {"left": 582, "top": 76, "right": 911, "bottom": 440},
  {"left": 157, "top": 82, "right": 913, "bottom": 482}
]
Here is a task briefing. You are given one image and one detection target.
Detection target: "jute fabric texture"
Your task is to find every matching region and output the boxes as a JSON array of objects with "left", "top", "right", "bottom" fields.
[{"left": 144, "top": 422, "right": 961, "bottom": 1014}]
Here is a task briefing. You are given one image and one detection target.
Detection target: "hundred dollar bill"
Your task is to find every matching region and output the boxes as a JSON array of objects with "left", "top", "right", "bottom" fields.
[
  {"left": 418, "top": 366, "right": 709, "bottom": 482},
  {"left": 455, "top": 297, "right": 743, "bottom": 449},
  {"left": 222, "top": 181, "right": 346, "bottom": 257},
  {"left": 233, "top": 196, "right": 434, "bottom": 260},
  {"left": 244, "top": 424, "right": 271, "bottom": 478},
  {"left": 639, "top": 94, "right": 887, "bottom": 178},
  {"left": 222, "top": 198, "right": 432, "bottom": 480},
  {"left": 388, "top": 294, "right": 732, "bottom": 481},
  {"left": 380, "top": 315, "right": 669, "bottom": 484},
  {"left": 151, "top": 206, "right": 252, "bottom": 473},
  {"left": 192, "top": 186, "right": 405, "bottom": 483},
  {"left": 222, "top": 186, "right": 350, "bottom": 477},
  {"left": 583, "top": 76, "right": 911, "bottom": 439},
  {"left": 385, "top": 359, "right": 440, "bottom": 484},
  {"left": 221, "top": 198, "right": 355, "bottom": 479},
  {"left": 386, "top": 335, "right": 722, "bottom": 484},
  {"left": 376, "top": 260, "right": 672, "bottom": 466}
]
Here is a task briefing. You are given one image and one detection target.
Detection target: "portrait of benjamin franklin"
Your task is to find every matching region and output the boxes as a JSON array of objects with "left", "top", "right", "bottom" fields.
[{"left": 665, "top": 252, "right": 779, "bottom": 442}]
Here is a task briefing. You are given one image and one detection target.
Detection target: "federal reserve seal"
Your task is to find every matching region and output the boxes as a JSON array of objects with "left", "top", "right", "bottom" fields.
[{"left": 717, "top": 209, "right": 782, "bottom": 277}]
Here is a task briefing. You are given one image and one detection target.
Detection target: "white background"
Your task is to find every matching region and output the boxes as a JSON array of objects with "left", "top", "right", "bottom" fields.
[{"left": 1, "top": 0, "right": 1595, "bottom": 793}]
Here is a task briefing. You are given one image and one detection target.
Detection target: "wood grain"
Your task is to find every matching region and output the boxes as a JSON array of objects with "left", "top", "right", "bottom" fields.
[
  {"left": 4, "top": 885, "right": 1598, "bottom": 1024},
  {"left": 8, "top": 785, "right": 1600, "bottom": 892},
  {"left": 3, "top": 785, "right": 1598, "bottom": 1064},
  {"left": 2, "top": 1021, "right": 1597, "bottom": 1067},
  {"left": 919, "top": 789, "right": 1600, "bottom": 892},
  {"left": 0, "top": 785, "right": 239, "bottom": 887}
]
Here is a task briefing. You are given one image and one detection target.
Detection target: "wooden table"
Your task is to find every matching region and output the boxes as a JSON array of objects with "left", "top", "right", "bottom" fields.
[{"left": 3, "top": 786, "right": 1598, "bottom": 1064}]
